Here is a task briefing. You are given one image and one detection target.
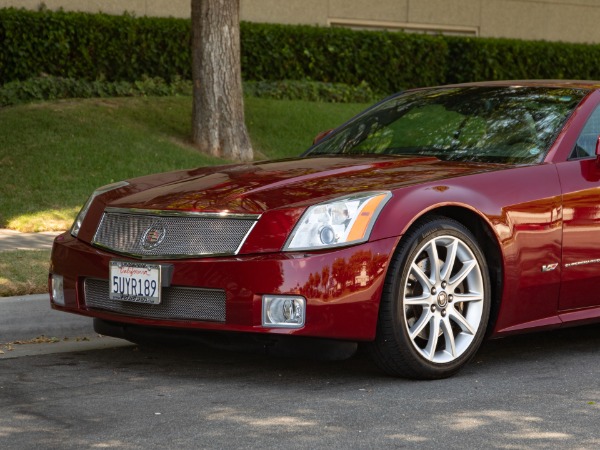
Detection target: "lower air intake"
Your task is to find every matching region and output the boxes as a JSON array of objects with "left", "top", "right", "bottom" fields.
[{"left": 84, "top": 278, "right": 226, "bottom": 322}]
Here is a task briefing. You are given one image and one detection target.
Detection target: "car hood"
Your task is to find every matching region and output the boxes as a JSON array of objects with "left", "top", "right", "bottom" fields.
[{"left": 110, "top": 156, "right": 505, "bottom": 214}]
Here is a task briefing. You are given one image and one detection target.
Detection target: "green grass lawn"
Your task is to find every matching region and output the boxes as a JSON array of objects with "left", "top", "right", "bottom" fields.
[
  {"left": 0, "top": 96, "right": 366, "bottom": 232},
  {"left": 0, "top": 250, "right": 51, "bottom": 296}
]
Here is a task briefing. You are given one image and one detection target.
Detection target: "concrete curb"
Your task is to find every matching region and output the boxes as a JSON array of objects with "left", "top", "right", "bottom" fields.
[{"left": 0, "top": 293, "right": 94, "bottom": 343}]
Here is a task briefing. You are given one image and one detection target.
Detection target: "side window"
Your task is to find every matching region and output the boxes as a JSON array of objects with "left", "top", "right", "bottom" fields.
[{"left": 571, "top": 106, "right": 600, "bottom": 159}]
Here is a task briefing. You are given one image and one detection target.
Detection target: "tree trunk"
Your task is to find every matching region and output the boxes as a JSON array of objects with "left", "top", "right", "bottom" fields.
[{"left": 191, "top": 0, "right": 253, "bottom": 162}]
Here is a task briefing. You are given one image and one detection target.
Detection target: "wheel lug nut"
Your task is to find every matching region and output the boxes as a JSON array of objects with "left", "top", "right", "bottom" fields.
[
  {"left": 441, "top": 281, "right": 447, "bottom": 288},
  {"left": 441, "top": 309, "right": 447, "bottom": 317},
  {"left": 431, "top": 287, "right": 437, "bottom": 294},
  {"left": 430, "top": 305, "right": 436, "bottom": 313},
  {"left": 448, "top": 295, "right": 453, "bottom": 302}
]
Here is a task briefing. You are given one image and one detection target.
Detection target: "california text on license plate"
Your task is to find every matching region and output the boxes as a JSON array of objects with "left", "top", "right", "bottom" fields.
[{"left": 109, "top": 261, "right": 162, "bottom": 304}]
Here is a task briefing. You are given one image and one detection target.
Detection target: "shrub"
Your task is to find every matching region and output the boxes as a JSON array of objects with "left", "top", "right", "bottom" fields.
[
  {"left": 0, "top": 8, "right": 446, "bottom": 93},
  {"left": 240, "top": 23, "right": 448, "bottom": 91},
  {"left": 3, "top": 7, "right": 600, "bottom": 95},
  {"left": 0, "top": 76, "right": 192, "bottom": 106},
  {"left": 446, "top": 36, "right": 600, "bottom": 83},
  {"left": 0, "top": 8, "right": 190, "bottom": 83},
  {"left": 0, "top": 76, "right": 379, "bottom": 106},
  {"left": 243, "top": 80, "right": 380, "bottom": 103}
]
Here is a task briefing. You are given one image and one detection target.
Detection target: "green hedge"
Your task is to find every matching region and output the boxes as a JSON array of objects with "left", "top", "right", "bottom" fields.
[
  {"left": 0, "top": 76, "right": 380, "bottom": 107},
  {"left": 240, "top": 23, "right": 447, "bottom": 92},
  {"left": 3, "top": 7, "right": 600, "bottom": 94},
  {"left": 244, "top": 79, "right": 378, "bottom": 103},
  {"left": 446, "top": 36, "right": 600, "bottom": 83},
  {"left": 0, "top": 8, "right": 191, "bottom": 83},
  {"left": 0, "top": 76, "right": 192, "bottom": 106}
]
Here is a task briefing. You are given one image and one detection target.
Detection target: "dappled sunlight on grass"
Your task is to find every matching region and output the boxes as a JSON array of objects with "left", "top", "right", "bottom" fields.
[
  {"left": 6, "top": 207, "right": 80, "bottom": 233},
  {"left": 0, "top": 250, "right": 50, "bottom": 296},
  {"left": 0, "top": 97, "right": 223, "bottom": 231},
  {"left": 0, "top": 96, "right": 365, "bottom": 232}
]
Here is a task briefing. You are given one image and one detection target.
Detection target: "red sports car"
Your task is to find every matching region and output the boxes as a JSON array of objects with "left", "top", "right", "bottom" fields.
[{"left": 49, "top": 81, "right": 600, "bottom": 379}]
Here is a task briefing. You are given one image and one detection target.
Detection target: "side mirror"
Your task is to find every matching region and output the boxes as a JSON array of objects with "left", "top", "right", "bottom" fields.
[
  {"left": 596, "top": 135, "right": 600, "bottom": 166},
  {"left": 313, "top": 129, "right": 333, "bottom": 145}
]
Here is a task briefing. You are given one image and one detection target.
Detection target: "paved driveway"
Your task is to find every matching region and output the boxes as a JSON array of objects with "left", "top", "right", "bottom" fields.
[
  {"left": 0, "top": 229, "right": 61, "bottom": 252},
  {"left": 2, "top": 325, "right": 599, "bottom": 449}
]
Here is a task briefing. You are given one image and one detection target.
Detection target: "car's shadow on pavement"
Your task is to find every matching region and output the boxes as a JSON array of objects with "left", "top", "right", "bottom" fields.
[
  {"left": 466, "top": 323, "right": 600, "bottom": 378},
  {"left": 70, "top": 322, "right": 600, "bottom": 384}
]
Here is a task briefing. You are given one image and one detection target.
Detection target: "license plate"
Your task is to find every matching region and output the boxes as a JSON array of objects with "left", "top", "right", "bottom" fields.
[{"left": 109, "top": 261, "right": 161, "bottom": 304}]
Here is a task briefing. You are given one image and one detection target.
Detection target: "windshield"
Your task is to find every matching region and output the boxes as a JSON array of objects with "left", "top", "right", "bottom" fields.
[{"left": 306, "top": 86, "right": 587, "bottom": 164}]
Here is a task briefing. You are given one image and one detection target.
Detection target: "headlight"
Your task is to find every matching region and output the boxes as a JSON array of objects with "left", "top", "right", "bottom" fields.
[
  {"left": 284, "top": 191, "right": 391, "bottom": 251},
  {"left": 71, "top": 181, "right": 129, "bottom": 237}
]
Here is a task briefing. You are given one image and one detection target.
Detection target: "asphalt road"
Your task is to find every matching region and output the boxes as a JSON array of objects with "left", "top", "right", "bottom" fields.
[{"left": 2, "top": 325, "right": 600, "bottom": 450}]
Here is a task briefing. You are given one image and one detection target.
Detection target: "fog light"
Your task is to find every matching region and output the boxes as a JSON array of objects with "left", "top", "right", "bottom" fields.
[
  {"left": 51, "top": 274, "right": 65, "bottom": 306},
  {"left": 262, "top": 295, "right": 306, "bottom": 328}
]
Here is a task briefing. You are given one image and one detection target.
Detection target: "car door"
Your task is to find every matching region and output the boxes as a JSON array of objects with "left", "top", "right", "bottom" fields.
[{"left": 557, "top": 104, "right": 600, "bottom": 310}]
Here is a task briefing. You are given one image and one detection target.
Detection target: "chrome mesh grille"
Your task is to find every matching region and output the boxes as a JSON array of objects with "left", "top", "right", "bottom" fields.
[
  {"left": 92, "top": 209, "right": 258, "bottom": 259},
  {"left": 84, "top": 278, "right": 226, "bottom": 322}
]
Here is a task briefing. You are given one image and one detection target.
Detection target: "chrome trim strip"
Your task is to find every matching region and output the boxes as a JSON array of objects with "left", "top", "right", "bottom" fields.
[
  {"left": 91, "top": 244, "right": 247, "bottom": 260},
  {"left": 234, "top": 219, "right": 259, "bottom": 255},
  {"left": 565, "top": 258, "right": 600, "bottom": 268},
  {"left": 104, "top": 207, "right": 261, "bottom": 221}
]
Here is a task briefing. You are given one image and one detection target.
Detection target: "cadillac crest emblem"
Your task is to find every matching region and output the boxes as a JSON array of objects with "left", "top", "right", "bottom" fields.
[{"left": 141, "top": 223, "right": 166, "bottom": 250}]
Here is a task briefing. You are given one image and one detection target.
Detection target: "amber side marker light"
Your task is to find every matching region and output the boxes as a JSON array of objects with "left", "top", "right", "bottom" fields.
[{"left": 346, "top": 194, "right": 389, "bottom": 242}]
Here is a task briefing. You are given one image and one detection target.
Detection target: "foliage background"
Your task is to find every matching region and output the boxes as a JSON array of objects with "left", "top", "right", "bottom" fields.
[{"left": 3, "top": 7, "right": 600, "bottom": 94}]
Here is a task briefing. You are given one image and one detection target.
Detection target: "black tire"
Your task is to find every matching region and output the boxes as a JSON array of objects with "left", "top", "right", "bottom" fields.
[{"left": 369, "top": 216, "right": 491, "bottom": 379}]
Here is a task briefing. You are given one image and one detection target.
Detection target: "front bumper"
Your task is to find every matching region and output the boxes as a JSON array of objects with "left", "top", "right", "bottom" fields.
[{"left": 49, "top": 233, "right": 399, "bottom": 341}]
